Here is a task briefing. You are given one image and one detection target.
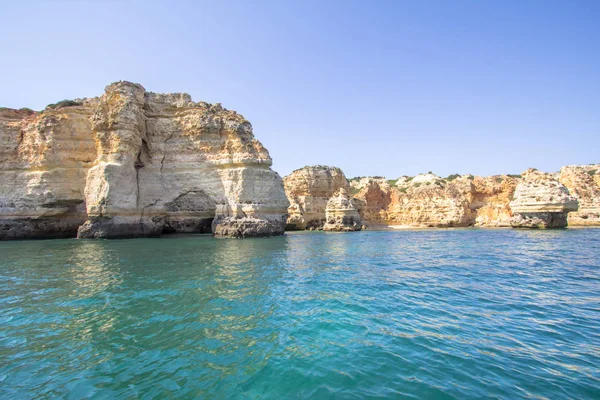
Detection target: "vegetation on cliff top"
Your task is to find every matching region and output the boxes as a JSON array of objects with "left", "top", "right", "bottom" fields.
[
  {"left": 445, "top": 174, "right": 460, "bottom": 181},
  {"left": 46, "top": 100, "right": 83, "bottom": 110}
]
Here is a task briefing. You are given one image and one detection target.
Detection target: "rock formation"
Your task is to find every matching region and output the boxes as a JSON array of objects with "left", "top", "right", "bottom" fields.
[
  {"left": 283, "top": 166, "right": 349, "bottom": 230},
  {"left": 559, "top": 164, "right": 600, "bottom": 226},
  {"left": 351, "top": 178, "right": 393, "bottom": 223},
  {"left": 0, "top": 81, "right": 289, "bottom": 239},
  {"left": 386, "top": 174, "right": 474, "bottom": 227},
  {"left": 469, "top": 175, "right": 519, "bottom": 227},
  {"left": 509, "top": 169, "right": 578, "bottom": 228},
  {"left": 283, "top": 164, "right": 600, "bottom": 231},
  {"left": 323, "top": 188, "right": 362, "bottom": 231},
  {"left": 350, "top": 173, "right": 518, "bottom": 228}
]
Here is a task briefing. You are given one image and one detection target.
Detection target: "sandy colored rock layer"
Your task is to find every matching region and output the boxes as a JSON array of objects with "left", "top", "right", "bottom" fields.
[
  {"left": 285, "top": 166, "right": 597, "bottom": 230},
  {"left": 0, "top": 81, "right": 289, "bottom": 239},
  {"left": 559, "top": 164, "right": 600, "bottom": 226},
  {"left": 509, "top": 169, "right": 578, "bottom": 229},
  {"left": 323, "top": 188, "right": 362, "bottom": 231},
  {"left": 283, "top": 165, "right": 349, "bottom": 230}
]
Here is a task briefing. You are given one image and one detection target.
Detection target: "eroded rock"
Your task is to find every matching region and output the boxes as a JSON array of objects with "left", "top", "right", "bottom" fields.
[
  {"left": 283, "top": 165, "right": 349, "bottom": 230},
  {"left": 323, "top": 188, "right": 362, "bottom": 231},
  {"left": 509, "top": 169, "right": 578, "bottom": 228},
  {"left": 0, "top": 81, "right": 289, "bottom": 239},
  {"left": 559, "top": 164, "right": 600, "bottom": 226}
]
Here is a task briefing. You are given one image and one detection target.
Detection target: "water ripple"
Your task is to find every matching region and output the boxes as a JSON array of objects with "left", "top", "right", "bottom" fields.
[{"left": 1, "top": 229, "right": 600, "bottom": 398}]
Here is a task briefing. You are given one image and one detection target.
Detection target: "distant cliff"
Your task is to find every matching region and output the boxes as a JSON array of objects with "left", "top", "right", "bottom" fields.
[
  {"left": 284, "top": 165, "right": 599, "bottom": 229},
  {"left": 0, "top": 81, "right": 289, "bottom": 239}
]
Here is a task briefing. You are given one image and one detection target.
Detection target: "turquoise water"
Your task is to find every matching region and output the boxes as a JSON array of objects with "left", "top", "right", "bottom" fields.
[{"left": 1, "top": 229, "right": 600, "bottom": 399}]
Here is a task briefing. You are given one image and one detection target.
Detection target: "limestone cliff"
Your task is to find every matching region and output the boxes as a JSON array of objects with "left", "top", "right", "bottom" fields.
[
  {"left": 0, "top": 81, "right": 289, "bottom": 239},
  {"left": 323, "top": 188, "right": 362, "bottom": 231},
  {"left": 509, "top": 169, "right": 578, "bottom": 229},
  {"left": 350, "top": 173, "right": 518, "bottom": 228},
  {"left": 284, "top": 164, "right": 595, "bottom": 231},
  {"left": 351, "top": 178, "right": 393, "bottom": 223},
  {"left": 283, "top": 166, "right": 349, "bottom": 230},
  {"left": 559, "top": 164, "right": 600, "bottom": 226}
]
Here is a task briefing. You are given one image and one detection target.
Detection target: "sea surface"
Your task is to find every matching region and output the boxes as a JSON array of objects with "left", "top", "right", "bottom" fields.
[{"left": 1, "top": 229, "right": 600, "bottom": 399}]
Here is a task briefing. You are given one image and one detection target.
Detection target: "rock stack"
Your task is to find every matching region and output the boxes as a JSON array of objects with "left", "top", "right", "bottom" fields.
[
  {"left": 283, "top": 165, "right": 349, "bottom": 230},
  {"left": 0, "top": 81, "right": 289, "bottom": 239},
  {"left": 509, "top": 169, "right": 578, "bottom": 228},
  {"left": 323, "top": 188, "right": 362, "bottom": 231}
]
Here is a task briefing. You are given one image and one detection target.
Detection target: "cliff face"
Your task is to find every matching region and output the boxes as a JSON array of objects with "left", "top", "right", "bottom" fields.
[
  {"left": 0, "top": 103, "right": 97, "bottom": 238},
  {"left": 283, "top": 166, "right": 349, "bottom": 230},
  {"left": 351, "top": 178, "right": 393, "bottom": 223},
  {"left": 0, "top": 81, "right": 289, "bottom": 239},
  {"left": 282, "top": 169, "right": 521, "bottom": 229},
  {"left": 350, "top": 174, "right": 518, "bottom": 228},
  {"left": 323, "top": 188, "right": 362, "bottom": 231},
  {"left": 284, "top": 165, "right": 596, "bottom": 230},
  {"left": 559, "top": 165, "right": 600, "bottom": 226},
  {"left": 510, "top": 169, "right": 578, "bottom": 228}
]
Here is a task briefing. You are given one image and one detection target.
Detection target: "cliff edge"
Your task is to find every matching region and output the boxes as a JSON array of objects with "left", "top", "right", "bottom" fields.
[{"left": 0, "top": 81, "right": 289, "bottom": 239}]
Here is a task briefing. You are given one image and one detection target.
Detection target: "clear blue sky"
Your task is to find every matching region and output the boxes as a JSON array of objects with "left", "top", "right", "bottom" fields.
[{"left": 1, "top": 0, "right": 598, "bottom": 178}]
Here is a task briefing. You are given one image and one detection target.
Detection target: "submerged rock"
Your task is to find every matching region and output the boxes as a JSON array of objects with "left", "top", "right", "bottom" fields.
[
  {"left": 0, "top": 81, "right": 289, "bottom": 239},
  {"left": 323, "top": 188, "right": 362, "bottom": 231},
  {"left": 509, "top": 169, "right": 578, "bottom": 229}
]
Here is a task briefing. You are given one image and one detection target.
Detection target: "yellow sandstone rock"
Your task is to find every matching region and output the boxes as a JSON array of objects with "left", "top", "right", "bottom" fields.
[
  {"left": 559, "top": 164, "right": 600, "bottom": 226},
  {"left": 0, "top": 81, "right": 289, "bottom": 239}
]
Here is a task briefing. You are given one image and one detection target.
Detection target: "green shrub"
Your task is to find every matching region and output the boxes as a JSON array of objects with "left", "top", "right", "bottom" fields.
[
  {"left": 445, "top": 173, "right": 460, "bottom": 181},
  {"left": 495, "top": 177, "right": 503, "bottom": 183},
  {"left": 46, "top": 100, "right": 83, "bottom": 110},
  {"left": 413, "top": 182, "right": 422, "bottom": 188},
  {"left": 398, "top": 187, "right": 408, "bottom": 193},
  {"left": 507, "top": 174, "right": 522, "bottom": 178},
  {"left": 387, "top": 179, "right": 397, "bottom": 187}
]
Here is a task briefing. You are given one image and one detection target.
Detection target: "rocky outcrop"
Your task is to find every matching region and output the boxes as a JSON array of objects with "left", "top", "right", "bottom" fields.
[
  {"left": 351, "top": 178, "right": 393, "bottom": 223},
  {"left": 559, "top": 165, "right": 600, "bottom": 226},
  {"left": 323, "top": 188, "right": 362, "bottom": 231},
  {"left": 283, "top": 165, "right": 600, "bottom": 230},
  {"left": 470, "top": 175, "right": 519, "bottom": 227},
  {"left": 0, "top": 104, "right": 97, "bottom": 239},
  {"left": 386, "top": 174, "right": 473, "bottom": 227},
  {"left": 283, "top": 166, "right": 349, "bottom": 230},
  {"left": 509, "top": 169, "right": 578, "bottom": 228},
  {"left": 284, "top": 170, "right": 521, "bottom": 229},
  {"left": 350, "top": 174, "right": 518, "bottom": 228},
  {"left": 0, "top": 81, "right": 289, "bottom": 239}
]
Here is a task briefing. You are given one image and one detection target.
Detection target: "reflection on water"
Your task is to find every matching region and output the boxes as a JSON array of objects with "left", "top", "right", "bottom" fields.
[{"left": 1, "top": 229, "right": 600, "bottom": 399}]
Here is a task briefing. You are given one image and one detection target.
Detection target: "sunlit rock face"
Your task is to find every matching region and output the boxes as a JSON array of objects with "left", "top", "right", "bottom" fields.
[
  {"left": 510, "top": 169, "right": 578, "bottom": 229},
  {"left": 351, "top": 174, "right": 518, "bottom": 228},
  {"left": 559, "top": 164, "right": 600, "bottom": 226},
  {"left": 0, "top": 104, "right": 97, "bottom": 238},
  {"left": 470, "top": 175, "right": 519, "bottom": 227},
  {"left": 283, "top": 165, "right": 349, "bottom": 230},
  {"left": 285, "top": 165, "right": 592, "bottom": 230},
  {"left": 0, "top": 81, "right": 289, "bottom": 239},
  {"left": 351, "top": 178, "right": 393, "bottom": 223},
  {"left": 323, "top": 188, "right": 362, "bottom": 231}
]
